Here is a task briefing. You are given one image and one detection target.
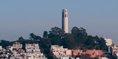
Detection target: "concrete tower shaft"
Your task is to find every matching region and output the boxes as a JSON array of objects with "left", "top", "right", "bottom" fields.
[{"left": 62, "top": 9, "right": 68, "bottom": 33}]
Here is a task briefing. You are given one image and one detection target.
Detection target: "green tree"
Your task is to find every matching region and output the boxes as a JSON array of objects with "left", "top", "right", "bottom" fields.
[
  {"left": 43, "top": 31, "right": 48, "bottom": 39},
  {"left": 49, "top": 27, "right": 63, "bottom": 35},
  {"left": 71, "top": 27, "right": 88, "bottom": 47},
  {"left": 30, "top": 33, "right": 41, "bottom": 41},
  {"left": 48, "top": 27, "right": 63, "bottom": 45}
]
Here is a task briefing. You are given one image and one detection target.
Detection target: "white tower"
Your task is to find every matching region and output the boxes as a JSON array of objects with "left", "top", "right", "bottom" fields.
[{"left": 62, "top": 9, "right": 68, "bottom": 33}]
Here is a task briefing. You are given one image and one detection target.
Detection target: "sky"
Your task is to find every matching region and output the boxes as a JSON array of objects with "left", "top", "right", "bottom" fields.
[{"left": 0, "top": 0, "right": 118, "bottom": 43}]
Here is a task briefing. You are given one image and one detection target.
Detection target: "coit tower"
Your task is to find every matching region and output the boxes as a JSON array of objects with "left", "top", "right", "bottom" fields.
[{"left": 62, "top": 9, "right": 68, "bottom": 33}]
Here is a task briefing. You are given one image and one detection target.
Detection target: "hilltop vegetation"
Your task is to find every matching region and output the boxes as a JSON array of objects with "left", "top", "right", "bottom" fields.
[{"left": 0, "top": 26, "right": 107, "bottom": 59}]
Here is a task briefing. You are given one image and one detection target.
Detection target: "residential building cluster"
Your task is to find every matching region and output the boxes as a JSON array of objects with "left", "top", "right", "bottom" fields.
[
  {"left": 51, "top": 45, "right": 109, "bottom": 59},
  {"left": 105, "top": 38, "right": 118, "bottom": 59},
  {"left": 0, "top": 42, "right": 47, "bottom": 59},
  {"left": 112, "top": 45, "right": 118, "bottom": 58}
]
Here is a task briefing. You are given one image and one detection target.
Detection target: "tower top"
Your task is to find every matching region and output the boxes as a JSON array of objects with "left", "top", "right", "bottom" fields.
[{"left": 63, "top": 9, "right": 68, "bottom": 12}]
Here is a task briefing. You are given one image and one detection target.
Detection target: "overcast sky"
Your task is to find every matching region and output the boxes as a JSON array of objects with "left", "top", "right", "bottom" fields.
[{"left": 0, "top": 0, "right": 118, "bottom": 43}]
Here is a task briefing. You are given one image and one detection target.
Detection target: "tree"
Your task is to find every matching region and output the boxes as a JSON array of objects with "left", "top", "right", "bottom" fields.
[
  {"left": 0, "top": 40, "right": 11, "bottom": 48},
  {"left": 18, "top": 36, "right": 25, "bottom": 42},
  {"left": 62, "top": 34, "right": 79, "bottom": 49},
  {"left": 71, "top": 26, "right": 79, "bottom": 35},
  {"left": 71, "top": 27, "right": 88, "bottom": 47},
  {"left": 71, "top": 27, "right": 87, "bottom": 37},
  {"left": 43, "top": 31, "right": 48, "bottom": 38},
  {"left": 49, "top": 27, "right": 63, "bottom": 35},
  {"left": 48, "top": 27, "right": 63, "bottom": 45},
  {"left": 30, "top": 33, "right": 41, "bottom": 41}
]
